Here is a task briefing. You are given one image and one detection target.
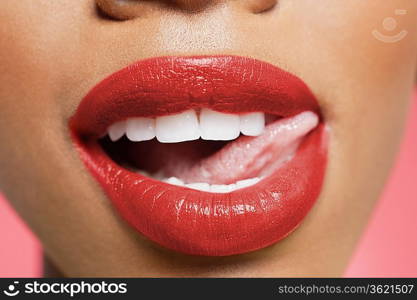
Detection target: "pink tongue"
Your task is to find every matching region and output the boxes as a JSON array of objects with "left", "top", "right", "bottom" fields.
[{"left": 164, "top": 112, "right": 319, "bottom": 184}]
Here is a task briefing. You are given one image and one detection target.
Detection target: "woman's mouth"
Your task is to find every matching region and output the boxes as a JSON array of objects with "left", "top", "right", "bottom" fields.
[{"left": 70, "top": 55, "right": 328, "bottom": 256}]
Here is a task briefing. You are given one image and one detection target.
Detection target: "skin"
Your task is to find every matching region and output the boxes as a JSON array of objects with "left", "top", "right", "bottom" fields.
[{"left": 0, "top": 0, "right": 416, "bottom": 277}]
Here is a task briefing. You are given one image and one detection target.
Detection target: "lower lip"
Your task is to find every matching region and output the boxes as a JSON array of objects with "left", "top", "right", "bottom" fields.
[
  {"left": 71, "top": 56, "right": 328, "bottom": 256},
  {"left": 78, "top": 125, "right": 326, "bottom": 256}
]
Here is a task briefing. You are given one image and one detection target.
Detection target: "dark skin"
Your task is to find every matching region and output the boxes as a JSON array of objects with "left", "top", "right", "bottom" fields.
[{"left": 0, "top": 0, "right": 416, "bottom": 277}]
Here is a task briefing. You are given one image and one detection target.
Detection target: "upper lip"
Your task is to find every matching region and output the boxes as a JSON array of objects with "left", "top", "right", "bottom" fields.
[
  {"left": 70, "top": 55, "right": 327, "bottom": 256},
  {"left": 71, "top": 55, "right": 321, "bottom": 138}
]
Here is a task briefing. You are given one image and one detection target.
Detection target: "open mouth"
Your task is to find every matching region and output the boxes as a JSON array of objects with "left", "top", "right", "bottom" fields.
[
  {"left": 101, "top": 110, "right": 318, "bottom": 192},
  {"left": 70, "top": 56, "right": 328, "bottom": 256}
]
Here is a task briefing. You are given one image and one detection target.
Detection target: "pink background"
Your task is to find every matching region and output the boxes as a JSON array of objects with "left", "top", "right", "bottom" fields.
[{"left": 0, "top": 95, "right": 416, "bottom": 277}]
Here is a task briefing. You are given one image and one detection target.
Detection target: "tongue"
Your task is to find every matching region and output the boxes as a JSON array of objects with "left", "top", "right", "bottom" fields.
[{"left": 146, "top": 111, "right": 319, "bottom": 185}]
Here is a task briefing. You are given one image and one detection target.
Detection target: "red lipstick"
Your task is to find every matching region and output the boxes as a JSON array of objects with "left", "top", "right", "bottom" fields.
[{"left": 70, "top": 56, "right": 327, "bottom": 256}]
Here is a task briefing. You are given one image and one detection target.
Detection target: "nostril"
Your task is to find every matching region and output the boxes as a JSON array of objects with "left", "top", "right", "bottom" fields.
[
  {"left": 96, "top": 0, "right": 146, "bottom": 20},
  {"left": 96, "top": 0, "right": 216, "bottom": 20},
  {"left": 245, "top": 0, "right": 277, "bottom": 14}
]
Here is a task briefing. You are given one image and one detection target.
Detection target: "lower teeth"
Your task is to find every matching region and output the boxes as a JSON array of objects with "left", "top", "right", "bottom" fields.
[{"left": 137, "top": 170, "right": 261, "bottom": 193}]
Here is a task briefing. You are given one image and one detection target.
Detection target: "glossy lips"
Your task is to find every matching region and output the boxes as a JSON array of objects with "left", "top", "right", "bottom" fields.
[{"left": 70, "top": 56, "right": 327, "bottom": 256}]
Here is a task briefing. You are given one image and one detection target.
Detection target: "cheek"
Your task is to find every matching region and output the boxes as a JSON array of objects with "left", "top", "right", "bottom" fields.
[
  {"left": 235, "top": 0, "right": 417, "bottom": 116},
  {"left": 281, "top": 1, "right": 417, "bottom": 158},
  {"left": 0, "top": 1, "right": 93, "bottom": 199},
  {"left": 248, "top": 0, "right": 417, "bottom": 240},
  {"left": 0, "top": 0, "right": 95, "bottom": 114}
]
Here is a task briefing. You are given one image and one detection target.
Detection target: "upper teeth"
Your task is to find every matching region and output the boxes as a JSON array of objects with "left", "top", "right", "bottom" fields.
[{"left": 106, "top": 109, "right": 265, "bottom": 142}]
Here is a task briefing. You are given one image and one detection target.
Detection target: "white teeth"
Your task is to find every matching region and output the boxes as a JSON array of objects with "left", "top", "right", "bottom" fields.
[
  {"left": 108, "top": 120, "right": 126, "bottom": 141},
  {"left": 155, "top": 174, "right": 261, "bottom": 193},
  {"left": 236, "top": 177, "right": 261, "bottom": 188},
  {"left": 186, "top": 182, "right": 210, "bottom": 192},
  {"left": 107, "top": 110, "right": 267, "bottom": 142},
  {"left": 165, "top": 177, "right": 185, "bottom": 186},
  {"left": 200, "top": 108, "right": 240, "bottom": 141},
  {"left": 126, "top": 117, "right": 155, "bottom": 142},
  {"left": 210, "top": 184, "right": 234, "bottom": 193},
  {"left": 156, "top": 110, "right": 200, "bottom": 143},
  {"left": 240, "top": 112, "right": 265, "bottom": 136}
]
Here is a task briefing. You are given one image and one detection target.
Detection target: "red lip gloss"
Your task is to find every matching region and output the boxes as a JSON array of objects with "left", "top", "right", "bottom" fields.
[{"left": 70, "top": 56, "right": 327, "bottom": 256}]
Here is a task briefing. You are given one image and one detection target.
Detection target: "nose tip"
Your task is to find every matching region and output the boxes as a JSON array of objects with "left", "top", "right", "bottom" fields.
[
  {"left": 173, "top": 0, "right": 278, "bottom": 13},
  {"left": 96, "top": 0, "right": 278, "bottom": 20},
  {"left": 172, "top": 0, "right": 214, "bottom": 11}
]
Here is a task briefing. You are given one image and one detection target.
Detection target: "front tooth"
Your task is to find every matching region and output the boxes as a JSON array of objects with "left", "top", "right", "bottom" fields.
[
  {"left": 236, "top": 177, "right": 261, "bottom": 188},
  {"left": 210, "top": 184, "right": 233, "bottom": 193},
  {"left": 186, "top": 182, "right": 210, "bottom": 192},
  {"left": 156, "top": 110, "right": 200, "bottom": 143},
  {"left": 108, "top": 120, "right": 126, "bottom": 141},
  {"left": 240, "top": 112, "right": 265, "bottom": 136},
  {"left": 200, "top": 109, "right": 240, "bottom": 141},
  {"left": 126, "top": 117, "right": 155, "bottom": 142},
  {"left": 165, "top": 177, "right": 184, "bottom": 186}
]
